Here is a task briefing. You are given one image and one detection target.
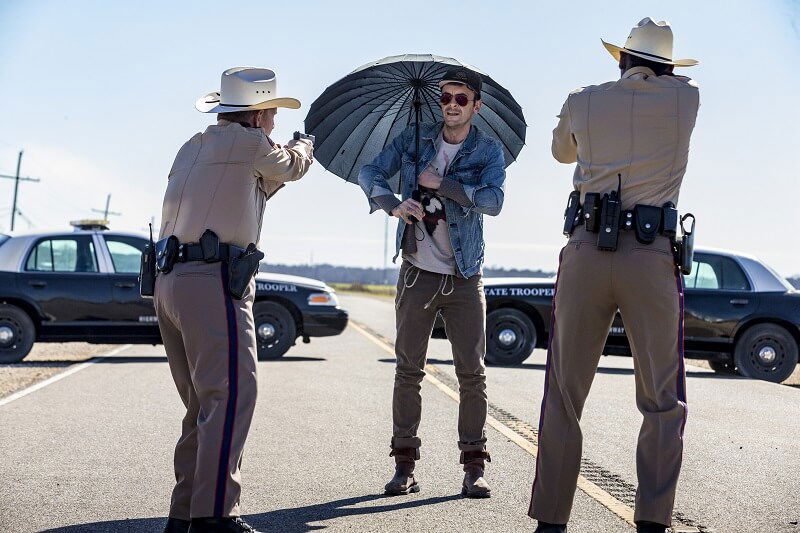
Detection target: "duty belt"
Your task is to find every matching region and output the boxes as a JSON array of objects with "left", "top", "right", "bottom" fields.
[
  {"left": 560, "top": 188, "right": 695, "bottom": 275},
  {"left": 176, "top": 242, "right": 245, "bottom": 263},
  {"left": 563, "top": 190, "right": 679, "bottom": 250}
]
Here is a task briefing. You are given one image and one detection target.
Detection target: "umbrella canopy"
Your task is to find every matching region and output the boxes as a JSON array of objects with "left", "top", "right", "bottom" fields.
[{"left": 305, "top": 54, "right": 526, "bottom": 193}]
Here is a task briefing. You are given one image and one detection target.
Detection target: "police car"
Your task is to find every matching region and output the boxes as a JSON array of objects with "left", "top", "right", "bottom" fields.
[
  {"left": 0, "top": 221, "right": 348, "bottom": 363},
  {"left": 435, "top": 248, "right": 800, "bottom": 383}
]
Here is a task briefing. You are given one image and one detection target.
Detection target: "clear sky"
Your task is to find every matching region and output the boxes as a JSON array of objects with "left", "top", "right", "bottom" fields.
[{"left": 1, "top": 0, "right": 798, "bottom": 276}]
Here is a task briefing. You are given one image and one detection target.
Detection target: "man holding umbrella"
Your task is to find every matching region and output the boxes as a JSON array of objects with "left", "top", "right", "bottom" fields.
[{"left": 358, "top": 66, "right": 506, "bottom": 498}]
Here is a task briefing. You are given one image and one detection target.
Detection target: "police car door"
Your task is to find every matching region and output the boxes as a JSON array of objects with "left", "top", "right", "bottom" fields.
[
  {"left": 682, "top": 253, "right": 757, "bottom": 346},
  {"left": 99, "top": 234, "right": 158, "bottom": 327},
  {"left": 19, "top": 234, "right": 113, "bottom": 333}
]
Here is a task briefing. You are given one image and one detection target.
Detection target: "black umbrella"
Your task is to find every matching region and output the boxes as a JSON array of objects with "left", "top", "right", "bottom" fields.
[{"left": 305, "top": 54, "right": 526, "bottom": 193}]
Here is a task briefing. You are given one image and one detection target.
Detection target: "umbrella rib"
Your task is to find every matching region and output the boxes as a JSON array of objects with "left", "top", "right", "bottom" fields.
[
  {"left": 475, "top": 112, "right": 518, "bottom": 160},
  {"left": 319, "top": 82, "right": 412, "bottom": 146},
  {"left": 419, "top": 84, "right": 442, "bottom": 124},
  {"left": 342, "top": 87, "right": 415, "bottom": 180}
]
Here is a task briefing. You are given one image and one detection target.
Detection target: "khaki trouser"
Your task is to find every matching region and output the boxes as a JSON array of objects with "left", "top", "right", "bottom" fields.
[
  {"left": 528, "top": 227, "right": 687, "bottom": 527},
  {"left": 392, "top": 261, "right": 488, "bottom": 453},
  {"left": 154, "top": 261, "right": 258, "bottom": 519}
]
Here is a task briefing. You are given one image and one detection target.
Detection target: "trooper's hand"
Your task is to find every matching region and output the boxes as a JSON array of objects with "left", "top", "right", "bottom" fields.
[
  {"left": 391, "top": 199, "right": 424, "bottom": 223},
  {"left": 286, "top": 138, "right": 314, "bottom": 162}
]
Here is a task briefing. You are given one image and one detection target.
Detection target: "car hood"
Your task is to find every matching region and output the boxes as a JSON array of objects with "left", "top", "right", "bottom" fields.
[
  {"left": 255, "top": 272, "right": 329, "bottom": 291},
  {"left": 483, "top": 277, "right": 556, "bottom": 287}
]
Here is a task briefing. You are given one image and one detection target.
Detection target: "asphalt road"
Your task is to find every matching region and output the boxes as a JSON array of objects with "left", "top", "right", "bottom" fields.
[{"left": 1, "top": 293, "right": 798, "bottom": 532}]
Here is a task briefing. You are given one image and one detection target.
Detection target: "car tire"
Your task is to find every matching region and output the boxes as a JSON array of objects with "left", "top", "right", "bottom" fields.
[
  {"left": 707, "top": 359, "right": 738, "bottom": 375},
  {"left": 0, "top": 304, "right": 35, "bottom": 363},
  {"left": 485, "top": 308, "right": 536, "bottom": 366},
  {"left": 734, "top": 324, "right": 798, "bottom": 383},
  {"left": 253, "top": 301, "right": 297, "bottom": 361}
]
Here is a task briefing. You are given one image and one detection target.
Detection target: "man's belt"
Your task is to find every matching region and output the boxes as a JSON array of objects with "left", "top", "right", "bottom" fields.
[
  {"left": 155, "top": 230, "right": 247, "bottom": 273},
  {"left": 176, "top": 242, "right": 246, "bottom": 263},
  {"left": 153, "top": 229, "right": 265, "bottom": 300},
  {"left": 563, "top": 190, "right": 679, "bottom": 246}
]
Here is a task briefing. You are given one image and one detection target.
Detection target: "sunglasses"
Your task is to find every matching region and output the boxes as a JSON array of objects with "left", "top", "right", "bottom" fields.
[{"left": 440, "top": 92, "right": 474, "bottom": 107}]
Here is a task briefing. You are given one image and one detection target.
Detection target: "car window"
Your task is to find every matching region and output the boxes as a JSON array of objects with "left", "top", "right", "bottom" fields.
[
  {"left": 104, "top": 235, "right": 146, "bottom": 274},
  {"left": 25, "top": 237, "right": 98, "bottom": 273},
  {"left": 720, "top": 257, "right": 751, "bottom": 290},
  {"left": 684, "top": 256, "right": 720, "bottom": 289}
]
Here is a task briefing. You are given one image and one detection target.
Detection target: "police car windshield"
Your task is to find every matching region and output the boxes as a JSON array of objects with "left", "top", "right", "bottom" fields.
[{"left": 0, "top": 235, "right": 9, "bottom": 248}]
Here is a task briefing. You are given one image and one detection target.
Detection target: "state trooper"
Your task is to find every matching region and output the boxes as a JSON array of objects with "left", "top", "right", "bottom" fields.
[
  {"left": 528, "top": 19, "right": 700, "bottom": 533},
  {"left": 153, "top": 67, "right": 313, "bottom": 533}
]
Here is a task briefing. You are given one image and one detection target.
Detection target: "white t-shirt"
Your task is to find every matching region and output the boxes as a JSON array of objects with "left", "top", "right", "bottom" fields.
[{"left": 403, "top": 133, "right": 463, "bottom": 275}]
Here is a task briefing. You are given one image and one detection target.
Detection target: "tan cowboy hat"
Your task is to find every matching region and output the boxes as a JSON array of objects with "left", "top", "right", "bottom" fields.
[
  {"left": 195, "top": 67, "right": 301, "bottom": 113},
  {"left": 601, "top": 17, "right": 698, "bottom": 67}
]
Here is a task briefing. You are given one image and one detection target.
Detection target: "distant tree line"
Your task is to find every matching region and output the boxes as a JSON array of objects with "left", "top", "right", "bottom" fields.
[
  {"left": 260, "top": 263, "right": 555, "bottom": 285},
  {"left": 261, "top": 262, "right": 800, "bottom": 289}
]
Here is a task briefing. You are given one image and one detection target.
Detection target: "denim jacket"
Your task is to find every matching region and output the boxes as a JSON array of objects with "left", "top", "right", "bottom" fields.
[{"left": 357, "top": 121, "right": 506, "bottom": 278}]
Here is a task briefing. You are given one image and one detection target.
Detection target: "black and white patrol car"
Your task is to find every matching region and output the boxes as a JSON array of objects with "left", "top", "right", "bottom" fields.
[
  {"left": 0, "top": 221, "right": 348, "bottom": 363},
  {"left": 434, "top": 248, "right": 800, "bottom": 383}
]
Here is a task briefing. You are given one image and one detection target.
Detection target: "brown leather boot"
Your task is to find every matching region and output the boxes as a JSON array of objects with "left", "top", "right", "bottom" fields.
[
  {"left": 461, "top": 450, "right": 491, "bottom": 498},
  {"left": 384, "top": 447, "right": 420, "bottom": 495}
]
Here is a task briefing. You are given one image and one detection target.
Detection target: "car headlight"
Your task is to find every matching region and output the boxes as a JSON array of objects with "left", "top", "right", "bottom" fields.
[{"left": 308, "top": 291, "right": 339, "bottom": 306}]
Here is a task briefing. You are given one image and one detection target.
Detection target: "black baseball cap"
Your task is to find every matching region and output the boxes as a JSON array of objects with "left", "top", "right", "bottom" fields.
[{"left": 438, "top": 66, "right": 482, "bottom": 99}]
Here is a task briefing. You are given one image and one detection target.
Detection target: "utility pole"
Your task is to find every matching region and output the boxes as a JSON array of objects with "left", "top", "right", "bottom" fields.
[
  {"left": 92, "top": 194, "right": 122, "bottom": 221},
  {"left": 0, "top": 151, "right": 41, "bottom": 231}
]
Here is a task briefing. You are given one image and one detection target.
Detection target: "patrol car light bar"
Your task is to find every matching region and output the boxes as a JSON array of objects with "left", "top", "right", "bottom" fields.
[{"left": 70, "top": 219, "right": 110, "bottom": 231}]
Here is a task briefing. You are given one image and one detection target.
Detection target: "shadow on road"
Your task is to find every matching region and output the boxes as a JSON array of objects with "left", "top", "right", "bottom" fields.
[
  {"left": 38, "top": 493, "right": 462, "bottom": 533},
  {"left": 377, "top": 358, "right": 741, "bottom": 380}
]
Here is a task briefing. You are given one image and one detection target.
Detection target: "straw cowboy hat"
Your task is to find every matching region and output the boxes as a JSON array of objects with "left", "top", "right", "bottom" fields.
[
  {"left": 195, "top": 67, "right": 301, "bottom": 113},
  {"left": 601, "top": 17, "right": 698, "bottom": 67}
]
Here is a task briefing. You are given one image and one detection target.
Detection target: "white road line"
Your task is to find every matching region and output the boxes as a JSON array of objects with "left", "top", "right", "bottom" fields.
[{"left": 0, "top": 344, "right": 133, "bottom": 408}]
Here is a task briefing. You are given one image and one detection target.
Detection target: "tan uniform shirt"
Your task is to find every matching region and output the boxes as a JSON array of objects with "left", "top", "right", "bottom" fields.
[
  {"left": 552, "top": 66, "right": 700, "bottom": 209},
  {"left": 159, "top": 119, "right": 313, "bottom": 248}
]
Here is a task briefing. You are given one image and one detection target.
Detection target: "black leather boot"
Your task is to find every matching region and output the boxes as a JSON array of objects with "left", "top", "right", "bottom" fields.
[
  {"left": 188, "top": 517, "right": 260, "bottom": 533},
  {"left": 636, "top": 521, "right": 669, "bottom": 533},
  {"left": 384, "top": 447, "right": 420, "bottom": 495},
  {"left": 164, "top": 517, "right": 190, "bottom": 533},
  {"left": 534, "top": 521, "right": 567, "bottom": 532},
  {"left": 461, "top": 450, "right": 491, "bottom": 498}
]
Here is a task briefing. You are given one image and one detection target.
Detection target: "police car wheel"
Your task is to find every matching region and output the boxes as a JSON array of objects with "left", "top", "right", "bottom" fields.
[
  {"left": 485, "top": 308, "right": 536, "bottom": 366},
  {"left": 254, "top": 302, "right": 296, "bottom": 360},
  {"left": 734, "top": 324, "right": 798, "bottom": 383},
  {"left": 0, "top": 304, "right": 35, "bottom": 363}
]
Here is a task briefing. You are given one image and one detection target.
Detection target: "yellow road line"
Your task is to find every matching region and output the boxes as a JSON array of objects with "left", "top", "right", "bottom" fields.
[{"left": 349, "top": 320, "right": 637, "bottom": 528}]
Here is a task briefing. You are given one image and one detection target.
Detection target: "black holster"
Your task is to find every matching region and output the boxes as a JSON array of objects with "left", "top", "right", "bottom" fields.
[
  {"left": 139, "top": 241, "right": 156, "bottom": 298},
  {"left": 228, "top": 243, "right": 265, "bottom": 300},
  {"left": 674, "top": 214, "right": 696, "bottom": 275}
]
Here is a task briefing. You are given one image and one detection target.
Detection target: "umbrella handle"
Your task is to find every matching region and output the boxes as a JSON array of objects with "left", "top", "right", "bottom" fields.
[{"left": 408, "top": 189, "right": 421, "bottom": 223}]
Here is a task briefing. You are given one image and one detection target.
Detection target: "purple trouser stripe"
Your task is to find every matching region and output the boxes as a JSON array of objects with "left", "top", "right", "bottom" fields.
[
  {"left": 529, "top": 247, "right": 565, "bottom": 514},
  {"left": 674, "top": 266, "right": 688, "bottom": 435},
  {"left": 214, "top": 261, "right": 238, "bottom": 518}
]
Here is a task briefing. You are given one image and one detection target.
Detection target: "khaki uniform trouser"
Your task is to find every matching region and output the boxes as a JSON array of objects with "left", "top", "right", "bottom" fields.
[
  {"left": 154, "top": 261, "right": 257, "bottom": 520},
  {"left": 528, "top": 227, "right": 687, "bottom": 527},
  {"left": 392, "top": 260, "right": 488, "bottom": 454}
]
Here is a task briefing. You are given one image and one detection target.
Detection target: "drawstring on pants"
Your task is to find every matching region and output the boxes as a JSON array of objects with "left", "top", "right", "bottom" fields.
[
  {"left": 396, "top": 265, "right": 456, "bottom": 310},
  {"left": 396, "top": 266, "right": 421, "bottom": 310},
  {"left": 423, "top": 274, "right": 454, "bottom": 309}
]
